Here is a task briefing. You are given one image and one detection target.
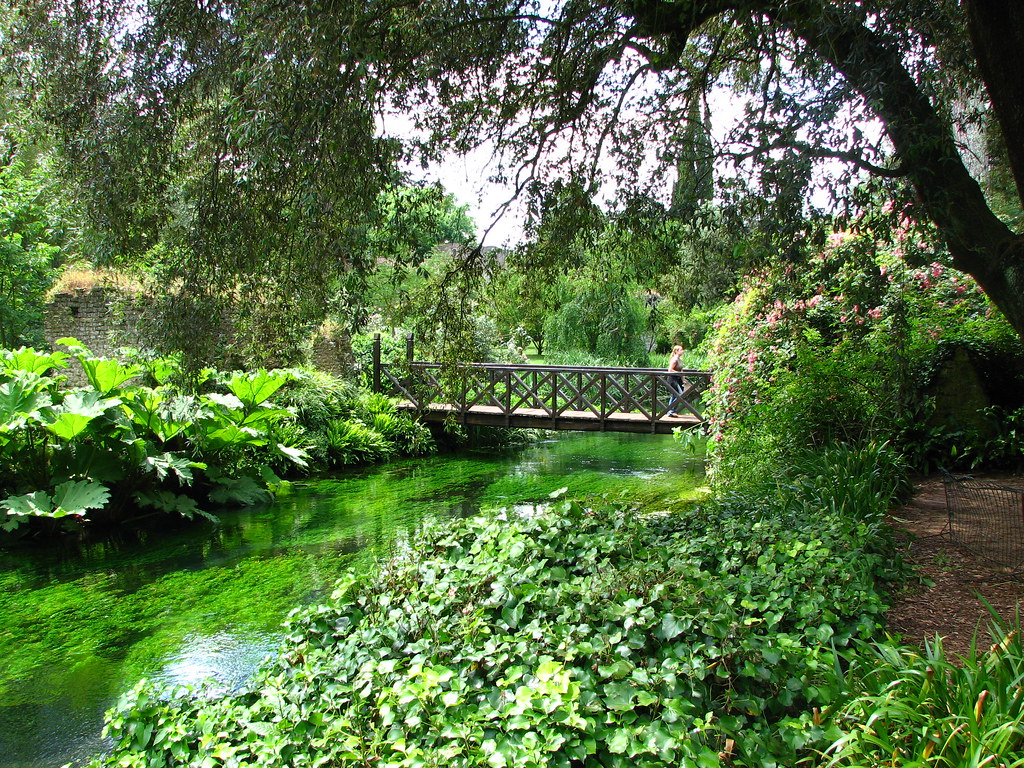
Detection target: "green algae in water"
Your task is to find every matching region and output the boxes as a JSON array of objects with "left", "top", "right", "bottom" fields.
[
  {"left": 479, "top": 433, "right": 706, "bottom": 506},
  {"left": 0, "top": 431, "right": 704, "bottom": 768}
]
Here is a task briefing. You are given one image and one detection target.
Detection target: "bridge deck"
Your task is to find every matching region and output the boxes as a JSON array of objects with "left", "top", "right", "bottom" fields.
[{"left": 397, "top": 402, "right": 702, "bottom": 434}]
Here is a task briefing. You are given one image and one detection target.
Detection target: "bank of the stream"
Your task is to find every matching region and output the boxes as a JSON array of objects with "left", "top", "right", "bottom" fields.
[{"left": 0, "top": 432, "right": 706, "bottom": 768}]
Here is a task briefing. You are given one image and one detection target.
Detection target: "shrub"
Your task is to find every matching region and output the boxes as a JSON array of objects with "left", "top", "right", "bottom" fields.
[
  {"left": 825, "top": 615, "right": 1024, "bottom": 766},
  {"left": 704, "top": 227, "right": 1022, "bottom": 483},
  {"left": 0, "top": 343, "right": 307, "bottom": 533}
]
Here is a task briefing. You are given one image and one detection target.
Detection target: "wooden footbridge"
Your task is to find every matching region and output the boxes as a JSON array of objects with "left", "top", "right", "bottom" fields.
[{"left": 371, "top": 335, "right": 711, "bottom": 434}]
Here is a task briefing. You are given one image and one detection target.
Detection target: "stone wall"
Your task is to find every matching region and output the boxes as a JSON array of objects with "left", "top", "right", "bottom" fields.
[
  {"left": 43, "top": 286, "right": 146, "bottom": 386},
  {"left": 308, "top": 322, "right": 354, "bottom": 378},
  {"left": 43, "top": 285, "right": 354, "bottom": 382}
]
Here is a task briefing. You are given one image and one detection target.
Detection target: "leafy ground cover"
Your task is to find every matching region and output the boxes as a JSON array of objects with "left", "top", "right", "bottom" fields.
[{"left": 86, "top": 447, "right": 936, "bottom": 768}]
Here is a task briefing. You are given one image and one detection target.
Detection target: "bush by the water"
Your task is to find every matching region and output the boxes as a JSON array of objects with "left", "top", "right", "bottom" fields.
[
  {"left": 88, "top": 442, "right": 960, "bottom": 768},
  {"left": 274, "top": 370, "right": 435, "bottom": 468},
  {"left": 0, "top": 342, "right": 308, "bottom": 533},
  {"left": 705, "top": 227, "right": 1024, "bottom": 483},
  {"left": 0, "top": 343, "right": 434, "bottom": 534}
]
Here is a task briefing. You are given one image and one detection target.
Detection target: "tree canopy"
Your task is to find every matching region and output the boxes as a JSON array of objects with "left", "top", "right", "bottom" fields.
[{"left": 5, "top": 0, "right": 1024, "bottom": 338}]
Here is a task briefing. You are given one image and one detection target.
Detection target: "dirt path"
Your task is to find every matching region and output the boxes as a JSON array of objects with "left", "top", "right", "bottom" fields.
[{"left": 885, "top": 474, "right": 1024, "bottom": 659}]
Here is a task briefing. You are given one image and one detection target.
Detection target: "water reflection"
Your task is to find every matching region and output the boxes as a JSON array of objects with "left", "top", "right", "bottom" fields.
[{"left": 155, "top": 630, "right": 282, "bottom": 695}]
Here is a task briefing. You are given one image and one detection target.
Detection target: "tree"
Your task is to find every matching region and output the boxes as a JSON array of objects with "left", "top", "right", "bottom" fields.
[
  {"left": 0, "top": 158, "right": 63, "bottom": 348},
  {"left": 8, "top": 1, "right": 1024, "bottom": 340}
]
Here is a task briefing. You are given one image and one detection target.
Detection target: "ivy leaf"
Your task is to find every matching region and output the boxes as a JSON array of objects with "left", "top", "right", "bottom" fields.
[
  {"left": 605, "top": 728, "right": 631, "bottom": 754},
  {"left": 655, "top": 613, "right": 689, "bottom": 641},
  {"left": 602, "top": 681, "right": 637, "bottom": 711}
]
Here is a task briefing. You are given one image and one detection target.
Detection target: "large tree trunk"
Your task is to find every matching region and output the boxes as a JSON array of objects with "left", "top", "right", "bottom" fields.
[
  {"left": 965, "top": 0, "right": 1024, "bottom": 204},
  {"left": 772, "top": 1, "right": 1024, "bottom": 339},
  {"left": 630, "top": 0, "right": 1024, "bottom": 339}
]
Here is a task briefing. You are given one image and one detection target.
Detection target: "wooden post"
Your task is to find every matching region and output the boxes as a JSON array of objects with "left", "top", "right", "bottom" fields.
[
  {"left": 600, "top": 371, "right": 607, "bottom": 431},
  {"left": 651, "top": 373, "right": 657, "bottom": 433},
  {"left": 406, "top": 332, "right": 414, "bottom": 363},
  {"left": 372, "top": 333, "right": 381, "bottom": 393},
  {"left": 504, "top": 369, "right": 511, "bottom": 426}
]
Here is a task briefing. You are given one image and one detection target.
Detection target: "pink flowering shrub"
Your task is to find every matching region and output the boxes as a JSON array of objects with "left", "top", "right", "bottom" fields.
[{"left": 705, "top": 228, "right": 1016, "bottom": 483}]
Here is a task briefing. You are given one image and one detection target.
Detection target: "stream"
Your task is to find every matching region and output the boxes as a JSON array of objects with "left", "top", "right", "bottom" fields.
[{"left": 0, "top": 431, "right": 705, "bottom": 768}]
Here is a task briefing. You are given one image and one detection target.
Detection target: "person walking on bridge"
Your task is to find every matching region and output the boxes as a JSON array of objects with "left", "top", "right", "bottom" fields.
[{"left": 666, "top": 344, "right": 685, "bottom": 417}]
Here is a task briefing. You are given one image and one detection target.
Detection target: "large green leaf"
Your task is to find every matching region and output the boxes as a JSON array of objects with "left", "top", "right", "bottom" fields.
[
  {"left": 204, "top": 424, "right": 266, "bottom": 451},
  {"left": 0, "top": 376, "right": 53, "bottom": 431},
  {"left": 50, "top": 444, "right": 129, "bottom": 485},
  {"left": 51, "top": 479, "right": 111, "bottom": 514},
  {"left": 204, "top": 393, "right": 244, "bottom": 413},
  {"left": 239, "top": 408, "right": 295, "bottom": 428},
  {"left": 276, "top": 443, "right": 309, "bottom": 467},
  {"left": 45, "top": 391, "right": 122, "bottom": 441},
  {"left": 144, "top": 451, "right": 205, "bottom": 484},
  {"left": 1, "top": 480, "right": 109, "bottom": 530},
  {"left": 226, "top": 369, "right": 290, "bottom": 410},
  {"left": 122, "top": 390, "right": 190, "bottom": 442},
  {"left": 1, "top": 347, "right": 68, "bottom": 376},
  {"left": 79, "top": 357, "right": 143, "bottom": 394}
]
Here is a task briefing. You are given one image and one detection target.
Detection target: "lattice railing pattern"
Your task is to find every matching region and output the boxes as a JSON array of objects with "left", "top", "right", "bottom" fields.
[{"left": 381, "top": 362, "right": 711, "bottom": 422}]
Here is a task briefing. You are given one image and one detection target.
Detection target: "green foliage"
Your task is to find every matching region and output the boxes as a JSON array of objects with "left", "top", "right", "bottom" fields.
[
  {"left": 705, "top": 225, "right": 1022, "bottom": 483},
  {"left": 0, "top": 156, "right": 66, "bottom": 348},
  {"left": 367, "top": 184, "right": 476, "bottom": 264},
  {"left": 825, "top": 613, "right": 1024, "bottom": 766},
  {"left": 13, "top": 0, "right": 1024, "bottom": 352},
  {"left": 543, "top": 270, "right": 650, "bottom": 366},
  {"left": 766, "top": 442, "right": 913, "bottom": 528},
  {"left": 88, "top": 456, "right": 906, "bottom": 767},
  {"left": 0, "top": 342, "right": 308, "bottom": 533},
  {"left": 271, "top": 366, "right": 436, "bottom": 468},
  {"left": 324, "top": 418, "right": 394, "bottom": 465},
  {"left": 1, "top": 479, "right": 109, "bottom": 530}
]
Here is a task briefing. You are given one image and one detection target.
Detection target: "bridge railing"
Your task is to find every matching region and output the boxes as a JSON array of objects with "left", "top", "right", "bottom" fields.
[{"left": 376, "top": 356, "right": 711, "bottom": 423}]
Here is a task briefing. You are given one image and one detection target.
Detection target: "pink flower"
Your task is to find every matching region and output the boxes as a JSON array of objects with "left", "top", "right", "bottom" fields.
[
  {"left": 868, "top": 307, "right": 883, "bottom": 320},
  {"left": 882, "top": 200, "right": 895, "bottom": 213}
]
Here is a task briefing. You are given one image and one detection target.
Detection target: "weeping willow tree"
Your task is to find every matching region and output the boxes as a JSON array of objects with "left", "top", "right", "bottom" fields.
[{"left": 5, "top": 0, "right": 1024, "bottom": 355}]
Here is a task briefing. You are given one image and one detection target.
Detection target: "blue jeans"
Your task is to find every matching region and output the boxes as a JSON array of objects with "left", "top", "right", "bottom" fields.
[{"left": 667, "top": 375, "right": 685, "bottom": 413}]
